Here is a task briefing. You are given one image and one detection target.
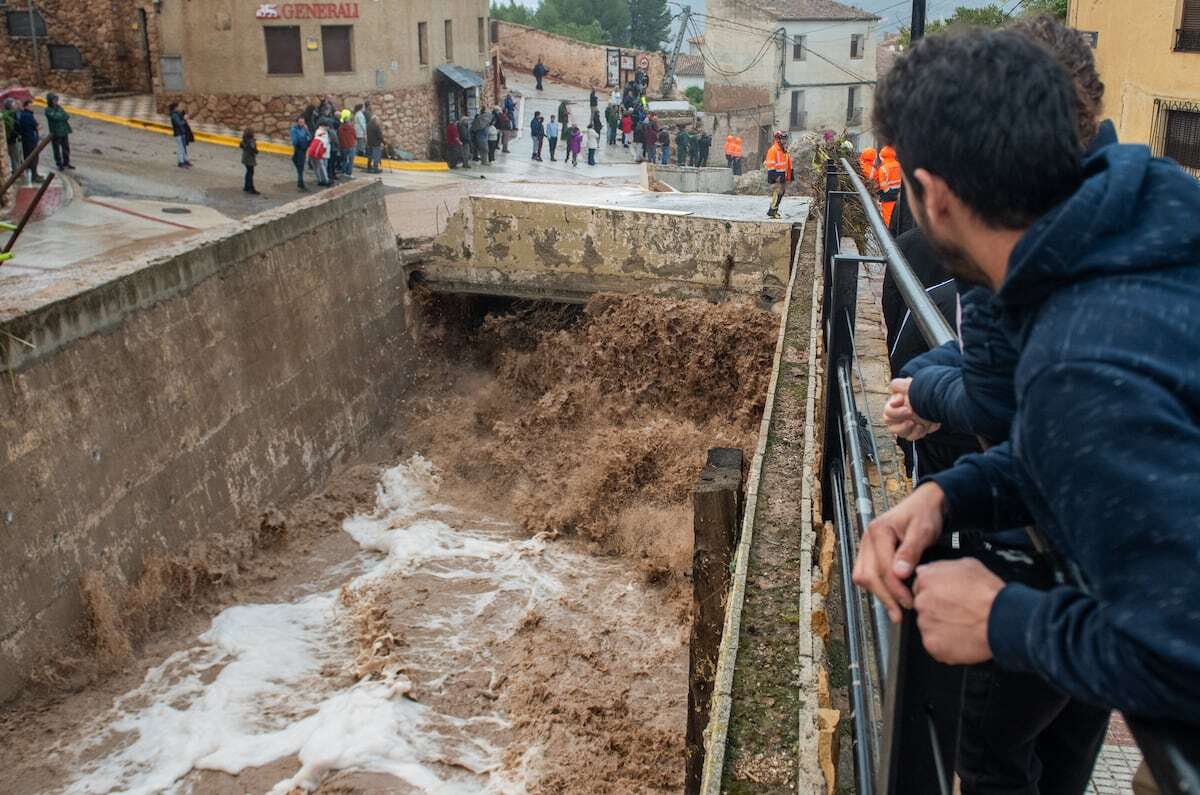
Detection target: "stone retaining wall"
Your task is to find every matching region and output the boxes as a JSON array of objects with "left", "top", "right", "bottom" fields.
[
  {"left": 155, "top": 84, "right": 439, "bottom": 159},
  {"left": 0, "top": 0, "right": 148, "bottom": 96},
  {"left": 0, "top": 181, "right": 416, "bottom": 702},
  {"left": 495, "top": 20, "right": 667, "bottom": 94}
]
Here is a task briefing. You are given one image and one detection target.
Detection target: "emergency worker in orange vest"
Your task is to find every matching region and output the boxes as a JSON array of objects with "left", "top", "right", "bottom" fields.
[
  {"left": 875, "top": 145, "right": 902, "bottom": 226},
  {"left": 859, "top": 146, "right": 878, "bottom": 183},
  {"left": 732, "top": 136, "right": 744, "bottom": 175},
  {"left": 764, "top": 130, "right": 793, "bottom": 218},
  {"left": 724, "top": 135, "right": 735, "bottom": 168}
]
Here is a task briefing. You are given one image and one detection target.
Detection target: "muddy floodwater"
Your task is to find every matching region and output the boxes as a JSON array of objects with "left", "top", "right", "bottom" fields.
[
  {"left": 3, "top": 458, "right": 687, "bottom": 794},
  {"left": 0, "top": 294, "right": 776, "bottom": 793}
]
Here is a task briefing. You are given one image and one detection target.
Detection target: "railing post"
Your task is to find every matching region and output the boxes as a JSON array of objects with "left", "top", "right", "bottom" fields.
[{"left": 686, "top": 448, "right": 743, "bottom": 794}]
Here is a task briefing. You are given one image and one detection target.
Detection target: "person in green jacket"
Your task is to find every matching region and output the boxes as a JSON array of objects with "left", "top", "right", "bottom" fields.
[
  {"left": 2, "top": 98, "right": 21, "bottom": 177},
  {"left": 557, "top": 99, "right": 570, "bottom": 144},
  {"left": 44, "top": 93, "right": 74, "bottom": 171},
  {"left": 675, "top": 126, "right": 690, "bottom": 166}
]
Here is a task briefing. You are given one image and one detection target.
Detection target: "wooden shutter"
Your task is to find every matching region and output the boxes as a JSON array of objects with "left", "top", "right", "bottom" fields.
[
  {"left": 264, "top": 27, "right": 302, "bottom": 75},
  {"left": 321, "top": 26, "right": 353, "bottom": 73},
  {"left": 1183, "top": 0, "right": 1200, "bottom": 30}
]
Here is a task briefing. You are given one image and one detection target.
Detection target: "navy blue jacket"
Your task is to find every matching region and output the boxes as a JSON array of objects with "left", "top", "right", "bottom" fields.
[
  {"left": 16, "top": 108, "right": 39, "bottom": 149},
  {"left": 901, "top": 121, "right": 1121, "bottom": 446},
  {"left": 901, "top": 287, "right": 1017, "bottom": 445},
  {"left": 929, "top": 144, "right": 1200, "bottom": 721}
]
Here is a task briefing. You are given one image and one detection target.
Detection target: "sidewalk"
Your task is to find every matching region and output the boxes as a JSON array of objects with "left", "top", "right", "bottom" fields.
[{"left": 28, "top": 90, "right": 448, "bottom": 173}]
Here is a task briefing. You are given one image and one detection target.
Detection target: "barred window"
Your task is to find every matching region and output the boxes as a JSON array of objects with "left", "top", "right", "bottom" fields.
[{"left": 1164, "top": 109, "right": 1200, "bottom": 173}]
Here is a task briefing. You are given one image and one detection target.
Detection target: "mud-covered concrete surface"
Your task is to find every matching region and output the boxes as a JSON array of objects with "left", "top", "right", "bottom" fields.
[{"left": 721, "top": 223, "right": 819, "bottom": 792}]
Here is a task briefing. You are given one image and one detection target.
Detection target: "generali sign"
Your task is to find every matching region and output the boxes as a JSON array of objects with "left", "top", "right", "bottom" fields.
[{"left": 256, "top": 3, "right": 360, "bottom": 20}]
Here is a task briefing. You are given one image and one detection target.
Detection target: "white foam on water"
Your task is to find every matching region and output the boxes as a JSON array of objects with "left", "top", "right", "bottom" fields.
[{"left": 58, "top": 455, "right": 573, "bottom": 794}]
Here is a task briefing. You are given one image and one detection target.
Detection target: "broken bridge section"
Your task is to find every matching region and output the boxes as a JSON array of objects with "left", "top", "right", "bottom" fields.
[{"left": 403, "top": 193, "right": 810, "bottom": 309}]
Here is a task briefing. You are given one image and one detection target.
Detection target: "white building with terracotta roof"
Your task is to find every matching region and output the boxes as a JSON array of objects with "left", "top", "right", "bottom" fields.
[{"left": 702, "top": 0, "right": 879, "bottom": 157}]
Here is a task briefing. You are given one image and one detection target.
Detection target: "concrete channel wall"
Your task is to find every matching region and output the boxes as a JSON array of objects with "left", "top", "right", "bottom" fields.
[
  {"left": 408, "top": 195, "right": 793, "bottom": 307},
  {"left": 643, "top": 165, "right": 736, "bottom": 195},
  {"left": 0, "top": 182, "right": 414, "bottom": 701}
]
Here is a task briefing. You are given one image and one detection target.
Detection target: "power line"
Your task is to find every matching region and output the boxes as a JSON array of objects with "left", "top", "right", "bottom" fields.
[{"left": 689, "top": 9, "right": 874, "bottom": 84}]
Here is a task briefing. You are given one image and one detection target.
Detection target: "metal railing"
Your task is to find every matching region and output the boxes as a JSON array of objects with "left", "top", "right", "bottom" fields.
[
  {"left": 819, "top": 157, "right": 1200, "bottom": 794},
  {"left": 1175, "top": 27, "right": 1200, "bottom": 52}
]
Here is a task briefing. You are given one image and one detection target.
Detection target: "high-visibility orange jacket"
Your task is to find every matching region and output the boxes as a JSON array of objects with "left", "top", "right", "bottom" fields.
[
  {"left": 764, "top": 142, "right": 793, "bottom": 182},
  {"left": 732, "top": 138, "right": 743, "bottom": 157},
  {"left": 724, "top": 135, "right": 735, "bottom": 156},
  {"left": 876, "top": 157, "right": 902, "bottom": 198},
  {"left": 859, "top": 148, "right": 877, "bottom": 183}
]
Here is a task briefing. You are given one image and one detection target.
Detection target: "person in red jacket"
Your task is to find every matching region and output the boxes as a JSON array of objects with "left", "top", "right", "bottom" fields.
[
  {"left": 620, "top": 111, "right": 633, "bottom": 148},
  {"left": 445, "top": 119, "right": 467, "bottom": 169},
  {"left": 337, "top": 109, "right": 357, "bottom": 176}
]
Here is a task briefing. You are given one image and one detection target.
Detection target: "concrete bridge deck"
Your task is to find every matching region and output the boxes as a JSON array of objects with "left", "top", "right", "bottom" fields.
[{"left": 403, "top": 191, "right": 809, "bottom": 308}]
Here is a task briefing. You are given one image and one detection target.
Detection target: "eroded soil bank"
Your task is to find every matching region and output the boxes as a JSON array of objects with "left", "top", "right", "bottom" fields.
[{"left": 0, "top": 293, "right": 775, "bottom": 794}]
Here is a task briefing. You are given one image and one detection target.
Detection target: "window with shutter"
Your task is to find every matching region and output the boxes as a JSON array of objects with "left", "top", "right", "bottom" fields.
[
  {"left": 1177, "top": 0, "right": 1200, "bottom": 50},
  {"left": 264, "top": 27, "right": 302, "bottom": 75},
  {"left": 1164, "top": 109, "right": 1200, "bottom": 175},
  {"left": 790, "top": 90, "right": 806, "bottom": 129},
  {"left": 321, "top": 26, "right": 353, "bottom": 73},
  {"left": 793, "top": 35, "right": 806, "bottom": 61}
]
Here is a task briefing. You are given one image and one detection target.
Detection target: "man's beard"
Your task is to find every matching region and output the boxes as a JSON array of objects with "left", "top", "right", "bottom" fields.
[{"left": 910, "top": 199, "right": 992, "bottom": 287}]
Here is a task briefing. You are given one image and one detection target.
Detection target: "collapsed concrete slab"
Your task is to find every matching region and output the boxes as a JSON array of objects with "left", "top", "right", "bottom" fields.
[{"left": 403, "top": 194, "right": 808, "bottom": 309}]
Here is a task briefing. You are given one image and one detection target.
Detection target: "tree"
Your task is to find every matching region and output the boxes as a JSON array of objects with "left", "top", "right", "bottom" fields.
[
  {"left": 1022, "top": 0, "right": 1068, "bottom": 19},
  {"left": 538, "top": 0, "right": 630, "bottom": 45},
  {"left": 493, "top": 0, "right": 631, "bottom": 46},
  {"left": 684, "top": 85, "right": 704, "bottom": 109},
  {"left": 629, "top": 0, "right": 672, "bottom": 51},
  {"left": 490, "top": 1, "right": 536, "bottom": 26},
  {"left": 897, "top": 0, "right": 1067, "bottom": 46}
]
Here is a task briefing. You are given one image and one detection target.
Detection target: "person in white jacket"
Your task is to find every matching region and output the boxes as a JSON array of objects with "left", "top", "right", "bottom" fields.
[
  {"left": 585, "top": 124, "right": 600, "bottom": 166},
  {"left": 308, "top": 124, "right": 332, "bottom": 187},
  {"left": 353, "top": 103, "right": 368, "bottom": 158}
]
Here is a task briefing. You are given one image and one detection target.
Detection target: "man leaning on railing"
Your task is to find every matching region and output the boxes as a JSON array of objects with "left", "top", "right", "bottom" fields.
[{"left": 851, "top": 22, "right": 1200, "bottom": 760}]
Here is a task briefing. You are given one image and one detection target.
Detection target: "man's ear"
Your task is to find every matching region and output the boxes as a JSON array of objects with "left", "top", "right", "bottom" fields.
[{"left": 911, "top": 168, "right": 951, "bottom": 226}]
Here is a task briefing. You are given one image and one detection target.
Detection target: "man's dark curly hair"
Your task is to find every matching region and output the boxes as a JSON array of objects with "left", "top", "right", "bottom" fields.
[
  {"left": 873, "top": 29, "right": 1083, "bottom": 229},
  {"left": 1008, "top": 13, "right": 1106, "bottom": 148}
]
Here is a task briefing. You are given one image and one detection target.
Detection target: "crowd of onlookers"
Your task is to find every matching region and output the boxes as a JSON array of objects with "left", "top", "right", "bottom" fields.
[
  {"left": 164, "top": 97, "right": 386, "bottom": 196},
  {"left": 3, "top": 93, "right": 75, "bottom": 185}
]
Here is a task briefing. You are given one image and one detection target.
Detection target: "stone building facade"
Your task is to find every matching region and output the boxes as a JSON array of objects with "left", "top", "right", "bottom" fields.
[
  {"left": 0, "top": 0, "right": 152, "bottom": 97},
  {"left": 137, "top": 0, "right": 491, "bottom": 159}
]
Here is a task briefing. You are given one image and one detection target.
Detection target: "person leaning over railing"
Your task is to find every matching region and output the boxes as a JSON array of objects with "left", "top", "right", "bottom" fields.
[
  {"left": 877, "top": 18, "right": 1119, "bottom": 794},
  {"left": 853, "top": 25, "right": 1200, "bottom": 744}
]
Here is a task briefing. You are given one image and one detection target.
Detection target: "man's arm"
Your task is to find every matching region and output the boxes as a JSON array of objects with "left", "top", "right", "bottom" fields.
[
  {"left": 924, "top": 441, "right": 1033, "bottom": 531},
  {"left": 900, "top": 339, "right": 961, "bottom": 377},
  {"left": 987, "top": 362, "right": 1200, "bottom": 718}
]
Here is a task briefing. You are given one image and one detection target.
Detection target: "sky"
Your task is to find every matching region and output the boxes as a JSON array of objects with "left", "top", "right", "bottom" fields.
[{"left": 500, "top": 0, "right": 1010, "bottom": 34}]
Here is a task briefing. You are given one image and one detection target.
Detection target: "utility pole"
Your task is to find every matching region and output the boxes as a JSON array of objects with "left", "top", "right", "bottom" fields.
[
  {"left": 661, "top": 5, "right": 691, "bottom": 98},
  {"left": 910, "top": 0, "right": 927, "bottom": 42},
  {"left": 27, "top": 3, "right": 44, "bottom": 87},
  {"left": 890, "top": 2, "right": 928, "bottom": 242}
]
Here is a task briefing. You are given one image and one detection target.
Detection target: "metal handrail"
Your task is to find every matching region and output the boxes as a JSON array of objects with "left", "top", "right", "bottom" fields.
[
  {"left": 821, "top": 157, "right": 1200, "bottom": 795},
  {"left": 838, "top": 157, "right": 955, "bottom": 348}
]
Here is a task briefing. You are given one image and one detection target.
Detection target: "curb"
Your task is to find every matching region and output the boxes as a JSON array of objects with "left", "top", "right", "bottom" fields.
[{"left": 34, "top": 98, "right": 449, "bottom": 173}]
